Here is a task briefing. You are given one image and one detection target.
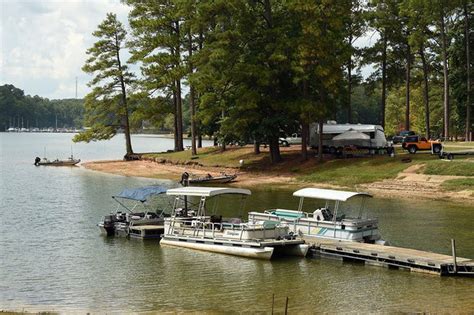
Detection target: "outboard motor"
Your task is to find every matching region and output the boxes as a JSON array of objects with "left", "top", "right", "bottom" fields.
[
  {"left": 34, "top": 157, "right": 41, "bottom": 166},
  {"left": 180, "top": 172, "right": 190, "bottom": 186}
]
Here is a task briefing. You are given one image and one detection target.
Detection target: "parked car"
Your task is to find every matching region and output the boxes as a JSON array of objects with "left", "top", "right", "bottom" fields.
[
  {"left": 402, "top": 135, "right": 442, "bottom": 154},
  {"left": 392, "top": 130, "right": 415, "bottom": 144},
  {"left": 279, "top": 133, "right": 302, "bottom": 146}
]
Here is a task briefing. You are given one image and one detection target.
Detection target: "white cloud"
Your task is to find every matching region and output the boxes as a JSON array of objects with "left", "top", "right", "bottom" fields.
[{"left": 0, "top": 0, "right": 130, "bottom": 99}]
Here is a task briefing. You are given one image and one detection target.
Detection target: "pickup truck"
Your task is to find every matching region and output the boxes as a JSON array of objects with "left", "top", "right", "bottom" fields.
[{"left": 402, "top": 135, "right": 442, "bottom": 154}]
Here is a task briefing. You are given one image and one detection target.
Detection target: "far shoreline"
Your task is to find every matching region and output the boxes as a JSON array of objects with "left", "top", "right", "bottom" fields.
[{"left": 81, "top": 158, "right": 474, "bottom": 204}]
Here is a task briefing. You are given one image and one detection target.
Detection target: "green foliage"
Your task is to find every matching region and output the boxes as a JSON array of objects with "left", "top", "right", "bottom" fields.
[{"left": 0, "top": 84, "right": 84, "bottom": 131}]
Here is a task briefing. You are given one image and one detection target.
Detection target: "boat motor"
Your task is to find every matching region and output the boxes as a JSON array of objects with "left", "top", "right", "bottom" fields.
[{"left": 34, "top": 157, "right": 41, "bottom": 166}]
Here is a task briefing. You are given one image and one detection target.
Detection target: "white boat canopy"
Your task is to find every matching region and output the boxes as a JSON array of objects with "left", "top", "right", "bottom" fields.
[
  {"left": 293, "top": 188, "right": 372, "bottom": 201},
  {"left": 166, "top": 187, "right": 251, "bottom": 197}
]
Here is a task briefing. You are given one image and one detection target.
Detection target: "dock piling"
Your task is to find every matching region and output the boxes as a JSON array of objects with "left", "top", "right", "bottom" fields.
[{"left": 451, "top": 239, "right": 457, "bottom": 273}]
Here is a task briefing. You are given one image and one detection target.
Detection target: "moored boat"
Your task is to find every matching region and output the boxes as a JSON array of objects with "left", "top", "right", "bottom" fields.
[
  {"left": 98, "top": 185, "right": 169, "bottom": 239},
  {"left": 34, "top": 155, "right": 80, "bottom": 166},
  {"left": 160, "top": 187, "right": 309, "bottom": 259},
  {"left": 248, "top": 188, "right": 387, "bottom": 245},
  {"left": 180, "top": 172, "right": 237, "bottom": 185}
]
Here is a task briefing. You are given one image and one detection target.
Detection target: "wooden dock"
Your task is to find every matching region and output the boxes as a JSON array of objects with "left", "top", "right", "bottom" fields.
[{"left": 303, "top": 237, "right": 474, "bottom": 276}]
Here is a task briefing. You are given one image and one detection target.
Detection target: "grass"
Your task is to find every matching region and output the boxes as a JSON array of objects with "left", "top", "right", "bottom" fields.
[
  {"left": 443, "top": 141, "right": 474, "bottom": 149},
  {"left": 422, "top": 159, "right": 474, "bottom": 176},
  {"left": 297, "top": 156, "right": 413, "bottom": 187},
  {"left": 442, "top": 178, "right": 474, "bottom": 193}
]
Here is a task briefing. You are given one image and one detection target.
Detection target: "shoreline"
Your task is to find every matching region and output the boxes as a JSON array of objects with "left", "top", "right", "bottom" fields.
[{"left": 81, "top": 159, "right": 474, "bottom": 204}]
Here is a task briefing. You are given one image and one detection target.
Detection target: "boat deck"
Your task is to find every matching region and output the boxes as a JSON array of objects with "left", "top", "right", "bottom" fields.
[
  {"left": 129, "top": 224, "right": 164, "bottom": 230},
  {"left": 163, "top": 234, "right": 305, "bottom": 248},
  {"left": 303, "top": 237, "right": 474, "bottom": 276}
]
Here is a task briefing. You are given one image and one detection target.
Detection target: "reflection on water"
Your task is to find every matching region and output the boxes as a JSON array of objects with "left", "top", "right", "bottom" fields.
[{"left": 0, "top": 133, "right": 473, "bottom": 313}]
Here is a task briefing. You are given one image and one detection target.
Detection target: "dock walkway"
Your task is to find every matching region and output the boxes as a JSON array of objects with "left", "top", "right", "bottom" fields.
[{"left": 303, "top": 237, "right": 474, "bottom": 276}]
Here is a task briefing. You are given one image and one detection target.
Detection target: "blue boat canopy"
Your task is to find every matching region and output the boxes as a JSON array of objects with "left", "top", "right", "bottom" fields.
[{"left": 113, "top": 186, "right": 168, "bottom": 202}]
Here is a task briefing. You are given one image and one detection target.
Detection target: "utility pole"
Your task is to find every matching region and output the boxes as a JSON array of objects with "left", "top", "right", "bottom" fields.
[{"left": 75, "top": 77, "right": 78, "bottom": 99}]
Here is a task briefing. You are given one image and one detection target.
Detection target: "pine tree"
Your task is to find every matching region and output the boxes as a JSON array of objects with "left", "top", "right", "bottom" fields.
[{"left": 73, "top": 13, "right": 135, "bottom": 159}]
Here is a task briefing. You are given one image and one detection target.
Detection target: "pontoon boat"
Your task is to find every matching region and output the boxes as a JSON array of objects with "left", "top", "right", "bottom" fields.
[
  {"left": 160, "top": 187, "right": 309, "bottom": 259},
  {"left": 248, "top": 188, "right": 387, "bottom": 244}
]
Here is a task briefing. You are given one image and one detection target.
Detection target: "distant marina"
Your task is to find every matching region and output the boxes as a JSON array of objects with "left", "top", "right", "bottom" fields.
[{"left": 6, "top": 127, "right": 83, "bottom": 133}]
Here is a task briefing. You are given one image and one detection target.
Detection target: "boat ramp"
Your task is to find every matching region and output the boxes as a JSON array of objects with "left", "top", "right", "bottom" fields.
[{"left": 304, "top": 237, "right": 474, "bottom": 276}]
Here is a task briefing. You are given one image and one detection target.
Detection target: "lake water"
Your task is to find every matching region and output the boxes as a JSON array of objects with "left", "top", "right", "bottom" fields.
[{"left": 0, "top": 133, "right": 473, "bottom": 313}]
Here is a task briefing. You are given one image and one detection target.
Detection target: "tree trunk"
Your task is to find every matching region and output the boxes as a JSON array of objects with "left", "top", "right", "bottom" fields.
[
  {"left": 188, "top": 31, "right": 197, "bottom": 155},
  {"left": 440, "top": 12, "right": 450, "bottom": 139},
  {"left": 269, "top": 136, "right": 281, "bottom": 163},
  {"left": 254, "top": 141, "right": 260, "bottom": 154},
  {"left": 465, "top": 1, "right": 471, "bottom": 141},
  {"left": 175, "top": 21, "right": 184, "bottom": 151},
  {"left": 173, "top": 90, "right": 178, "bottom": 151},
  {"left": 381, "top": 32, "right": 387, "bottom": 128},
  {"left": 420, "top": 47, "right": 431, "bottom": 138},
  {"left": 405, "top": 40, "right": 411, "bottom": 131},
  {"left": 198, "top": 133, "right": 202, "bottom": 148},
  {"left": 301, "top": 122, "right": 309, "bottom": 160},
  {"left": 348, "top": 32, "right": 353, "bottom": 124},
  {"left": 115, "top": 33, "right": 133, "bottom": 158},
  {"left": 317, "top": 120, "right": 323, "bottom": 162}
]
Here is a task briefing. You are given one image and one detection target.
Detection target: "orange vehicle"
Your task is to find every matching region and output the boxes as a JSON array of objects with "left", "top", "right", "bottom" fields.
[{"left": 402, "top": 135, "right": 442, "bottom": 154}]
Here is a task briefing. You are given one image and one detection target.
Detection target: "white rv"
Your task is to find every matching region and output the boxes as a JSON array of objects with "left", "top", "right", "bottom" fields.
[{"left": 310, "top": 122, "right": 388, "bottom": 153}]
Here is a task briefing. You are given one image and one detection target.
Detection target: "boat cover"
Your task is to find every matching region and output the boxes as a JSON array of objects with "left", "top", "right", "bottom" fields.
[
  {"left": 293, "top": 188, "right": 372, "bottom": 201},
  {"left": 113, "top": 186, "right": 168, "bottom": 202}
]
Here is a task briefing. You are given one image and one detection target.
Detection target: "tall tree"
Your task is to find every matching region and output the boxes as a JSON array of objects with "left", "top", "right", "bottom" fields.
[
  {"left": 367, "top": 0, "right": 406, "bottom": 129},
  {"left": 345, "top": 0, "right": 367, "bottom": 123},
  {"left": 464, "top": 1, "right": 471, "bottom": 140},
  {"left": 126, "top": 0, "right": 185, "bottom": 151},
  {"left": 73, "top": 13, "right": 134, "bottom": 159}
]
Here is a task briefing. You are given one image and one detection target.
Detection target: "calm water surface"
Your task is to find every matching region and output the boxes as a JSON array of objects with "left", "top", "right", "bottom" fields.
[{"left": 0, "top": 133, "right": 473, "bottom": 313}]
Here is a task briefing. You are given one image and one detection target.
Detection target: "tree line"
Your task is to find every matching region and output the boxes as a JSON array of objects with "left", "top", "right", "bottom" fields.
[
  {"left": 0, "top": 84, "right": 84, "bottom": 131},
  {"left": 75, "top": 0, "right": 472, "bottom": 162}
]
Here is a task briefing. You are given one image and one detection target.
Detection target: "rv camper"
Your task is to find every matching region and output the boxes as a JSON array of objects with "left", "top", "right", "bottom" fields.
[{"left": 310, "top": 122, "right": 388, "bottom": 154}]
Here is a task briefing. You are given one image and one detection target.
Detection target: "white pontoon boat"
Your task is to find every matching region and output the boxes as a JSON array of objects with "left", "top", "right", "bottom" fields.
[
  {"left": 248, "top": 188, "right": 387, "bottom": 245},
  {"left": 160, "top": 187, "right": 309, "bottom": 259}
]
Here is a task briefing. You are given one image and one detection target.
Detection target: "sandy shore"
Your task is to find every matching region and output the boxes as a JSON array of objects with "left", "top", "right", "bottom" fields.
[{"left": 82, "top": 160, "right": 473, "bottom": 203}]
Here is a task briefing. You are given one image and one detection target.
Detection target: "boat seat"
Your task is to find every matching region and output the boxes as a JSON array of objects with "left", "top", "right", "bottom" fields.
[
  {"left": 262, "top": 220, "right": 280, "bottom": 229},
  {"left": 273, "top": 209, "right": 305, "bottom": 218}
]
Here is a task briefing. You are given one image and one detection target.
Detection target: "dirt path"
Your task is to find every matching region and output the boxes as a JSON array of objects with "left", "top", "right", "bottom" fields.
[
  {"left": 360, "top": 164, "right": 473, "bottom": 201},
  {"left": 82, "top": 160, "right": 473, "bottom": 203}
]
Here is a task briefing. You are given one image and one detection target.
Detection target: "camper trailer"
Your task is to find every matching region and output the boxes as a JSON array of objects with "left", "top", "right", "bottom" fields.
[{"left": 310, "top": 122, "right": 388, "bottom": 154}]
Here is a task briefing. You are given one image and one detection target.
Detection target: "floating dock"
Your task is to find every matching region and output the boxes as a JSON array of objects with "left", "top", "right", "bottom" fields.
[{"left": 303, "top": 237, "right": 474, "bottom": 276}]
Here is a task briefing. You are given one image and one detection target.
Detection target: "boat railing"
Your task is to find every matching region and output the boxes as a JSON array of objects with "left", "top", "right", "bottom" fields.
[{"left": 167, "top": 217, "right": 277, "bottom": 240}]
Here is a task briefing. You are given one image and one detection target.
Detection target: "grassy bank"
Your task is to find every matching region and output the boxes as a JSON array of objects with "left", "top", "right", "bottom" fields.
[{"left": 142, "top": 145, "right": 474, "bottom": 189}]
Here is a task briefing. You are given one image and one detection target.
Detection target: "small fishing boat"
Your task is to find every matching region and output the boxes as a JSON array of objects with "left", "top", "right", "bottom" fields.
[
  {"left": 160, "top": 187, "right": 309, "bottom": 259},
  {"left": 180, "top": 172, "right": 237, "bottom": 185},
  {"left": 98, "top": 185, "right": 169, "bottom": 239},
  {"left": 34, "top": 155, "right": 80, "bottom": 166},
  {"left": 248, "top": 188, "right": 387, "bottom": 245}
]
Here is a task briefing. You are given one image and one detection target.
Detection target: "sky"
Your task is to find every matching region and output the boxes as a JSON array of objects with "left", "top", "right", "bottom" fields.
[
  {"left": 0, "top": 0, "right": 378, "bottom": 100},
  {"left": 0, "top": 0, "right": 130, "bottom": 99}
]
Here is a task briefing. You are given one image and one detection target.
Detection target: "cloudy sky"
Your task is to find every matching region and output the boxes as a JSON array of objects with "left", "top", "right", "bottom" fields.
[
  {"left": 0, "top": 1, "right": 377, "bottom": 100},
  {"left": 0, "top": 0, "right": 130, "bottom": 99}
]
